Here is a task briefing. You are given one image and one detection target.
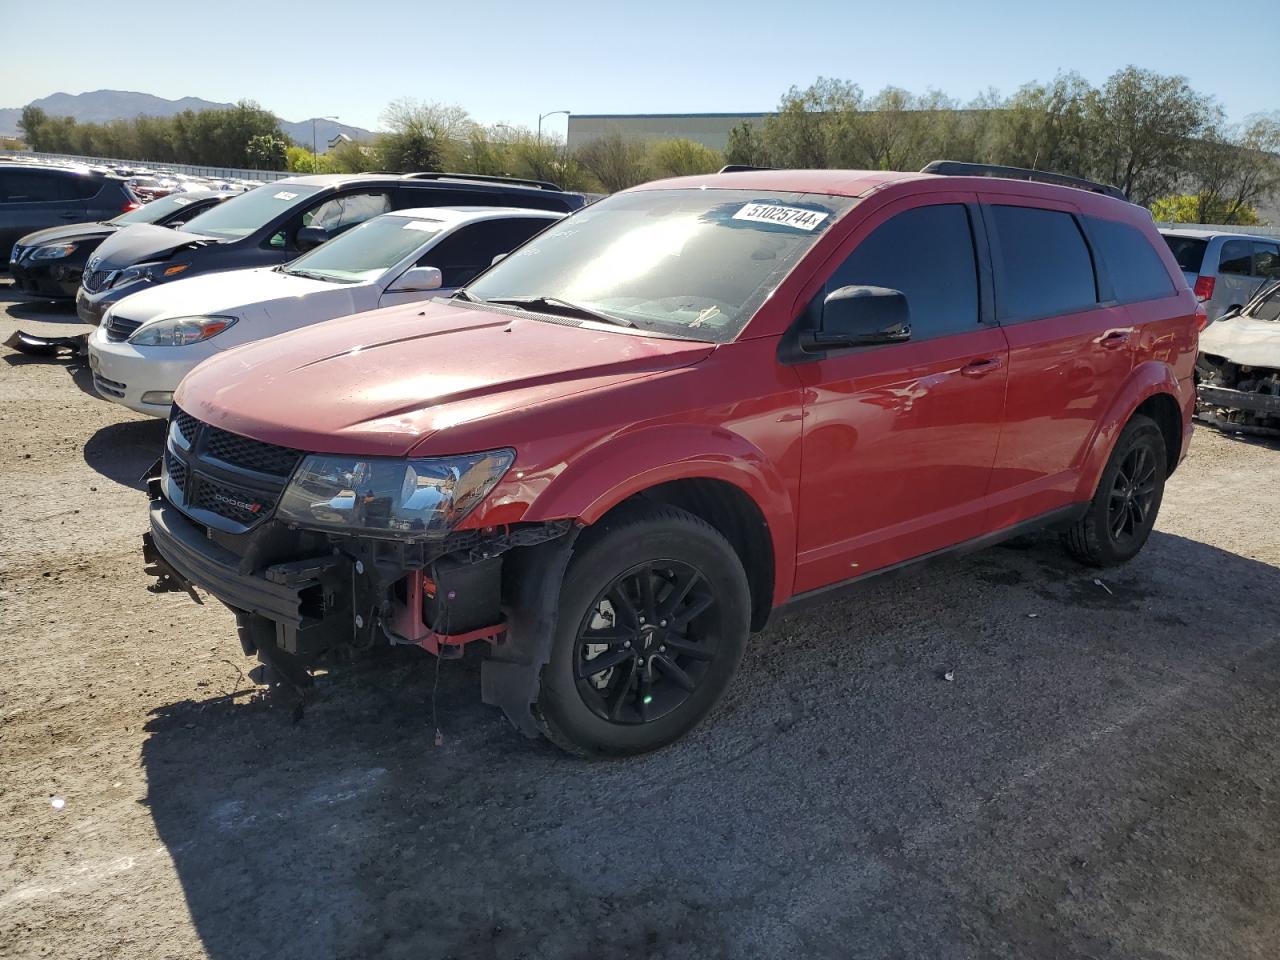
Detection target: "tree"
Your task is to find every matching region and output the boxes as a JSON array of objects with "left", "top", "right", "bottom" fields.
[
  {"left": 645, "top": 138, "right": 723, "bottom": 178},
  {"left": 724, "top": 121, "right": 769, "bottom": 167},
  {"left": 375, "top": 99, "right": 474, "bottom": 173},
  {"left": 246, "top": 133, "right": 288, "bottom": 170},
  {"left": 18, "top": 105, "right": 47, "bottom": 146},
  {"left": 574, "top": 130, "right": 648, "bottom": 191},
  {"left": 1150, "top": 193, "right": 1260, "bottom": 225}
]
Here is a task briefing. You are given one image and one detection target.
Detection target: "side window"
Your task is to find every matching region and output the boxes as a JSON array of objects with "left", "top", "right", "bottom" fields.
[
  {"left": 419, "top": 219, "right": 553, "bottom": 287},
  {"left": 1253, "top": 242, "right": 1280, "bottom": 280},
  {"left": 1087, "top": 217, "right": 1175, "bottom": 303},
  {"left": 825, "top": 204, "right": 980, "bottom": 340},
  {"left": 1251, "top": 285, "right": 1280, "bottom": 322},
  {"left": 70, "top": 177, "right": 103, "bottom": 200},
  {"left": 0, "top": 171, "right": 67, "bottom": 203},
  {"left": 1218, "top": 239, "right": 1252, "bottom": 276},
  {"left": 989, "top": 205, "right": 1097, "bottom": 321},
  {"left": 302, "top": 191, "right": 391, "bottom": 233}
]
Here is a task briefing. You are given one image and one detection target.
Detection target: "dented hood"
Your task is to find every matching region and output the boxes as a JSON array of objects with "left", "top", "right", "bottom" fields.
[
  {"left": 87, "top": 222, "right": 215, "bottom": 270},
  {"left": 1200, "top": 315, "right": 1280, "bottom": 369},
  {"left": 175, "top": 299, "right": 714, "bottom": 456}
]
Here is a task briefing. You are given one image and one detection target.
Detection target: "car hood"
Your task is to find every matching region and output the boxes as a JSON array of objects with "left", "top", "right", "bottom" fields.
[
  {"left": 1200, "top": 315, "right": 1280, "bottom": 368},
  {"left": 18, "top": 221, "right": 115, "bottom": 247},
  {"left": 175, "top": 300, "right": 715, "bottom": 457},
  {"left": 87, "top": 222, "right": 217, "bottom": 271},
  {"left": 110, "top": 267, "right": 347, "bottom": 323}
]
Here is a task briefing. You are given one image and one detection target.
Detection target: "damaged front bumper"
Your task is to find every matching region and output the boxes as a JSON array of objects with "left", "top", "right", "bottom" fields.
[
  {"left": 142, "top": 466, "right": 576, "bottom": 736},
  {"left": 1195, "top": 356, "right": 1280, "bottom": 437}
]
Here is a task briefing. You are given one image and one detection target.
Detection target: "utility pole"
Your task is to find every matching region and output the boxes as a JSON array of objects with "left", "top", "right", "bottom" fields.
[{"left": 537, "top": 110, "right": 571, "bottom": 142}]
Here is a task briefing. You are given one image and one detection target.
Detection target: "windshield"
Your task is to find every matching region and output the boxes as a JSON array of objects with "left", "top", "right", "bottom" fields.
[
  {"left": 282, "top": 214, "right": 445, "bottom": 283},
  {"left": 110, "top": 193, "right": 209, "bottom": 226},
  {"left": 180, "top": 183, "right": 322, "bottom": 240},
  {"left": 1247, "top": 282, "right": 1280, "bottom": 321},
  {"left": 1163, "top": 235, "right": 1208, "bottom": 273},
  {"left": 465, "top": 188, "right": 854, "bottom": 341}
]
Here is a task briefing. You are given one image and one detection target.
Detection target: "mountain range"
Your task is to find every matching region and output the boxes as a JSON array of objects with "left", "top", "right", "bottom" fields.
[{"left": 0, "top": 90, "right": 373, "bottom": 152}]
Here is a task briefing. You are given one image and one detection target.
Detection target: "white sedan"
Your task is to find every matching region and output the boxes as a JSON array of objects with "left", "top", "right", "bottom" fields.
[{"left": 87, "top": 206, "right": 562, "bottom": 416}]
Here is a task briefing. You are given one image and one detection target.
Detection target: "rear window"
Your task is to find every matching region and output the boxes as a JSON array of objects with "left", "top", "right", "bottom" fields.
[
  {"left": 1088, "top": 217, "right": 1175, "bottom": 303},
  {"left": 989, "top": 205, "right": 1097, "bottom": 321},
  {"left": 1162, "top": 235, "right": 1208, "bottom": 273}
]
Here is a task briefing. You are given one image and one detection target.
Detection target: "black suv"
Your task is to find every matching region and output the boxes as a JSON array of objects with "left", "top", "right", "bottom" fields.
[
  {"left": 75, "top": 172, "right": 588, "bottom": 325},
  {"left": 9, "top": 190, "right": 229, "bottom": 299},
  {"left": 1, "top": 163, "right": 140, "bottom": 272}
]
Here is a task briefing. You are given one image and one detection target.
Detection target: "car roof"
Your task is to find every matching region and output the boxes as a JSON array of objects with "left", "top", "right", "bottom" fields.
[
  {"left": 0, "top": 161, "right": 115, "bottom": 179},
  {"left": 1158, "top": 227, "right": 1275, "bottom": 241},
  {"left": 634, "top": 169, "right": 924, "bottom": 198},
  {"left": 388, "top": 206, "right": 565, "bottom": 225}
]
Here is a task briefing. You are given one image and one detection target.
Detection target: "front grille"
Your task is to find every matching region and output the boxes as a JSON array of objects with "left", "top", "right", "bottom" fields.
[
  {"left": 164, "top": 406, "right": 303, "bottom": 532},
  {"left": 82, "top": 268, "right": 116, "bottom": 293},
  {"left": 93, "top": 372, "right": 127, "bottom": 398},
  {"left": 105, "top": 315, "right": 143, "bottom": 342},
  {"left": 204, "top": 426, "right": 302, "bottom": 478},
  {"left": 165, "top": 450, "right": 187, "bottom": 492}
]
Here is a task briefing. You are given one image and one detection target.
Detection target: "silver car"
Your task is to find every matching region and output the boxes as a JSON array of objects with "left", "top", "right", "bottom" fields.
[{"left": 1160, "top": 228, "right": 1280, "bottom": 323}]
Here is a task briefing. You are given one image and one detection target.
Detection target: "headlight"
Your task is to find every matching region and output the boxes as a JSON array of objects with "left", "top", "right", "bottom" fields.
[
  {"left": 275, "top": 450, "right": 514, "bottom": 540},
  {"left": 31, "top": 242, "right": 77, "bottom": 260},
  {"left": 112, "top": 262, "right": 188, "bottom": 287},
  {"left": 128, "top": 315, "right": 237, "bottom": 346}
]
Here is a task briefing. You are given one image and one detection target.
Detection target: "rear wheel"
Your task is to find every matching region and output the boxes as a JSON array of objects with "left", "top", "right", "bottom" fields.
[
  {"left": 538, "top": 504, "right": 750, "bottom": 757},
  {"left": 1062, "top": 414, "right": 1166, "bottom": 566}
]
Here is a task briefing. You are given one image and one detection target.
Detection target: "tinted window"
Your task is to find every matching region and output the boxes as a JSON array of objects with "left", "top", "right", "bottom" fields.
[
  {"left": 990, "top": 205, "right": 1097, "bottom": 321},
  {"left": 826, "top": 204, "right": 979, "bottom": 339},
  {"left": 1218, "top": 239, "right": 1252, "bottom": 276},
  {"left": 0, "top": 171, "right": 69, "bottom": 203},
  {"left": 69, "top": 176, "right": 103, "bottom": 199},
  {"left": 1088, "top": 217, "right": 1175, "bottom": 303},
  {"left": 1254, "top": 242, "right": 1280, "bottom": 280},
  {"left": 423, "top": 218, "right": 555, "bottom": 287},
  {"left": 1249, "top": 283, "right": 1280, "bottom": 322},
  {"left": 1163, "top": 235, "right": 1207, "bottom": 273},
  {"left": 302, "top": 191, "right": 391, "bottom": 232}
]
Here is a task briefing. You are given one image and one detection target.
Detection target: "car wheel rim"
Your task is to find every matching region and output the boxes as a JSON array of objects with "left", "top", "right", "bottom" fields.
[
  {"left": 573, "top": 560, "right": 719, "bottom": 725},
  {"left": 1108, "top": 443, "right": 1158, "bottom": 545}
]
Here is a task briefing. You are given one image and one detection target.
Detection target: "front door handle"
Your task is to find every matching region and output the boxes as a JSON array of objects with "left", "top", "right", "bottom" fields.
[
  {"left": 959, "top": 356, "right": 1005, "bottom": 378},
  {"left": 1099, "top": 329, "right": 1132, "bottom": 349}
]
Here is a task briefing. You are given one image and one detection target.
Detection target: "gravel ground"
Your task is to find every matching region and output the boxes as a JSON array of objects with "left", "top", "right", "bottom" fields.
[{"left": 2, "top": 285, "right": 1279, "bottom": 960}]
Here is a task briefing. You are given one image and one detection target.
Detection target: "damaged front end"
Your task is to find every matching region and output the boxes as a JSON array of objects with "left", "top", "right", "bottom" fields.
[
  {"left": 141, "top": 406, "right": 577, "bottom": 735},
  {"left": 1196, "top": 354, "right": 1280, "bottom": 437}
]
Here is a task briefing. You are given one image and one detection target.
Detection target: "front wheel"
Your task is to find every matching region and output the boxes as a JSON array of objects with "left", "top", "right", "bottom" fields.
[
  {"left": 1062, "top": 413, "right": 1167, "bottom": 566},
  {"left": 537, "top": 504, "right": 751, "bottom": 757}
]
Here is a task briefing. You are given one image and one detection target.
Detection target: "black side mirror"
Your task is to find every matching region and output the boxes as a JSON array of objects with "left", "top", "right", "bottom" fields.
[
  {"left": 296, "top": 226, "right": 330, "bottom": 251},
  {"left": 800, "top": 285, "right": 911, "bottom": 353}
]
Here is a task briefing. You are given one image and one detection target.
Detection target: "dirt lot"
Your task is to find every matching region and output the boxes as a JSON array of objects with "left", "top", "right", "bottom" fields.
[{"left": 1, "top": 286, "right": 1279, "bottom": 960}]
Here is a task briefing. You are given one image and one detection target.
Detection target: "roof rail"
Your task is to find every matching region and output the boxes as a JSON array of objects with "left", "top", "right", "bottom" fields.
[
  {"left": 920, "top": 160, "right": 1128, "bottom": 202},
  {"left": 718, "top": 164, "right": 775, "bottom": 174},
  {"left": 405, "top": 171, "right": 564, "bottom": 192}
]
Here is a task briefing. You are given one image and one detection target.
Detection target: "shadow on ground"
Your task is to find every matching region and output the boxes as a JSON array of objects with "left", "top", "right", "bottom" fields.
[
  {"left": 136, "top": 528, "right": 1280, "bottom": 959},
  {"left": 83, "top": 417, "right": 167, "bottom": 489}
]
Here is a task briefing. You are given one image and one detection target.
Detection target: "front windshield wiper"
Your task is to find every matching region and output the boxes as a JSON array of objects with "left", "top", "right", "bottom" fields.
[
  {"left": 282, "top": 268, "right": 348, "bottom": 283},
  {"left": 483, "top": 296, "right": 636, "bottom": 328},
  {"left": 450, "top": 288, "right": 477, "bottom": 302}
]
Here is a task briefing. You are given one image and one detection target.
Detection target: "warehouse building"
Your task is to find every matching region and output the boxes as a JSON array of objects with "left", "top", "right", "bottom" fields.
[{"left": 567, "top": 113, "right": 768, "bottom": 152}]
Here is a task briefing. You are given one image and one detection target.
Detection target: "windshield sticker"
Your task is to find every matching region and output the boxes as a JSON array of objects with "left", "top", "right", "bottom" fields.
[
  {"left": 170, "top": 197, "right": 192, "bottom": 206},
  {"left": 732, "top": 203, "right": 829, "bottom": 231},
  {"left": 402, "top": 221, "right": 442, "bottom": 232},
  {"left": 273, "top": 191, "right": 298, "bottom": 201}
]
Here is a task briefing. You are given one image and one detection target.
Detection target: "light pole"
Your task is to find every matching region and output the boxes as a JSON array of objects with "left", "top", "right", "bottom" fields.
[
  {"left": 312, "top": 115, "right": 339, "bottom": 167},
  {"left": 537, "top": 110, "right": 570, "bottom": 142}
]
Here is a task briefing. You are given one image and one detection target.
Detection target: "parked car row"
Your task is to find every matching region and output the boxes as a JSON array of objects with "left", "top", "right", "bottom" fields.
[
  {"left": 0, "top": 160, "right": 1218, "bottom": 755},
  {"left": 1159, "top": 227, "right": 1280, "bottom": 323}
]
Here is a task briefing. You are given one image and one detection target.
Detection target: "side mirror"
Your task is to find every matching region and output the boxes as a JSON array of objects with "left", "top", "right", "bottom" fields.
[
  {"left": 386, "top": 266, "right": 443, "bottom": 293},
  {"left": 296, "top": 226, "right": 330, "bottom": 251},
  {"left": 800, "top": 285, "right": 911, "bottom": 353},
  {"left": 491, "top": 253, "right": 508, "bottom": 266}
]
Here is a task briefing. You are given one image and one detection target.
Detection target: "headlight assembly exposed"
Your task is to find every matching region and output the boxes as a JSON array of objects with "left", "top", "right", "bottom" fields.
[
  {"left": 275, "top": 450, "right": 515, "bottom": 540},
  {"left": 30, "top": 242, "right": 78, "bottom": 260},
  {"left": 128, "top": 315, "right": 238, "bottom": 346}
]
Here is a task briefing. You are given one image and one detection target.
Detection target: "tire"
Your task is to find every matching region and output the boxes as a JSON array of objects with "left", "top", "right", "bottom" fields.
[
  {"left": 537, "top": 503, "right": 751, "bottom": 757},
  {"left": 1062, "top": 413, "right": 1167, "bottom": 566}
]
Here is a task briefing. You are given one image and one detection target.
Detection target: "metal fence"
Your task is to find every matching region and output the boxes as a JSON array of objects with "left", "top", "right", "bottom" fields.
[{"left": 8, "top": 150, "right": 291, "bottom": 182}]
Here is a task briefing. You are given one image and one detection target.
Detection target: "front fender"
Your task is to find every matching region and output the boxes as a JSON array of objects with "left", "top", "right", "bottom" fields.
[
  {"left": 486, "top": 423, "right": 797, "bottom": 610},
  {"left": 1073, "top": 360, "right": 1192, "bottom": 500}
]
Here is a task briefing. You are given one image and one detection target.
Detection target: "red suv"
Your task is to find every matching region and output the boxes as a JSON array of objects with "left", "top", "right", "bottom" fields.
[{"left": 143, "top": 162, "right": 1198, "bottom": 756}]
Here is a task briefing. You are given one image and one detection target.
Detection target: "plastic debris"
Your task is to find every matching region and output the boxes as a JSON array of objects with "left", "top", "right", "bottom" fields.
[
  {"left": 942, "top": 670, "right": 955, "bottom": 682},
  {"left": 50, "top": 796, "right": 65, "bottom": 811},
  {"left": 1093, "top": 578, "right": 1113, "bottom": 596},
  {"left": 1028, "top": 613, "right": 1039, "bottom": 618}
]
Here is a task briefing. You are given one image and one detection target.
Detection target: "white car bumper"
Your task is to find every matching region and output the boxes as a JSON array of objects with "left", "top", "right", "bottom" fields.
[{"left": 87, "top": 326, "right": 220, "bottom": 418}]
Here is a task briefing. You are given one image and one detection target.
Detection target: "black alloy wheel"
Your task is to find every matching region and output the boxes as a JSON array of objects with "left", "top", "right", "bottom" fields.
[{"left": 1107, "top": 442, "right": 1159, "bottom": 547}]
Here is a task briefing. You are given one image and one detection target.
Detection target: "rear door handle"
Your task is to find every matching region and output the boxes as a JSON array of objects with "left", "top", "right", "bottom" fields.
[
  {"left": 959, "top": 356, "right": 1005, "bottom": 378},
  {"left": 1100, "top": 329, "right": 1132, "bottom": 349}
]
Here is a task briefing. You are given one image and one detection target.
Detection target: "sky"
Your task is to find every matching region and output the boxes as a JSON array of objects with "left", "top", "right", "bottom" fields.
[{"left": 3, "top": 0, "right": 1277, "bottom": 135}]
